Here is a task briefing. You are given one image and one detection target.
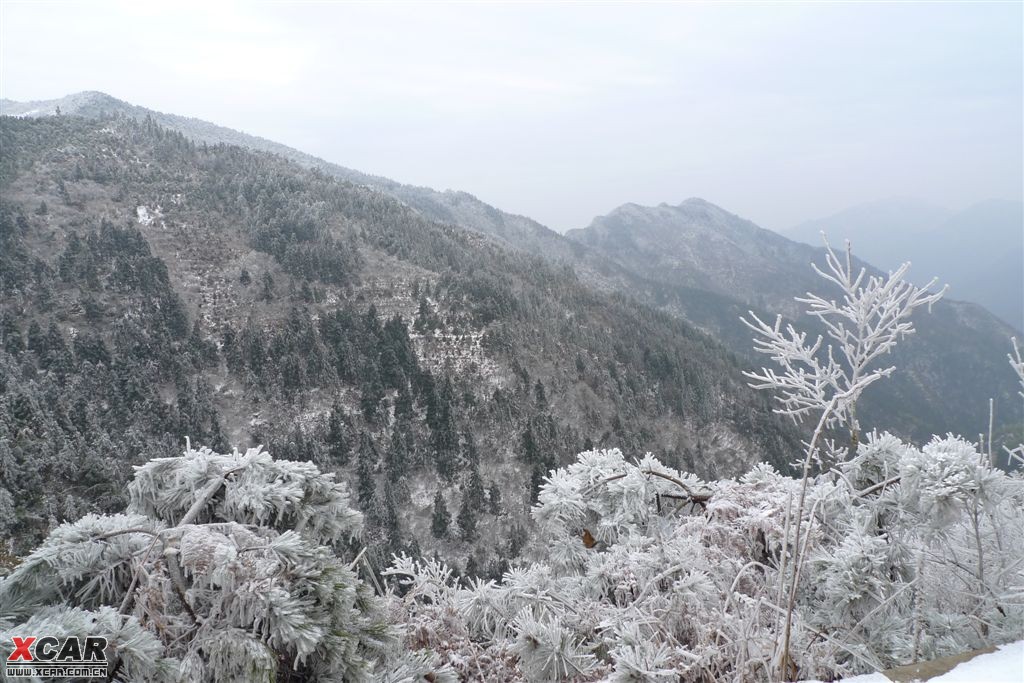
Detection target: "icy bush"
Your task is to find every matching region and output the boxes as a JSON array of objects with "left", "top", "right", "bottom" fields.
[
  {"left": 384, "top": 441, "right": 1024, "bottom": 681},
  {"left": 0, "top": 445, "right": 392, "bottom": 682},
  {"left": 4, "top": 442, "right": 1019, "bottom": 681}
]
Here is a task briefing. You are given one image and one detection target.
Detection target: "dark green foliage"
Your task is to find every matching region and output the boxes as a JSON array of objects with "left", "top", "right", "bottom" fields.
[
  {"left": 325, "top": 404, "right": 351, "bottom": 465},
  {"left": 487, "top": 483, "right": 502, "bottom": 515},
  {"left": 457, "top": 467, "right": 486, "bottom": 542},
  {"left": 431, "top": 491, "right": 450, "bottom": 539},
  {"left": 385, "top": 421, "right": 411, "bottom": 482},
  {"left": 1, "top": 312, "right": 22, "bottom": 354},
  {"left": 261, "top": 272, "right": 274, "bottom": 301},
  {"left": 356, "top": 432, "right": 377, "bottom": 511}
]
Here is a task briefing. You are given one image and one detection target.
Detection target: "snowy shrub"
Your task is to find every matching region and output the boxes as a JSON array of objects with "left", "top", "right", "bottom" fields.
[
  {"left": 383, "top": 438, "right": 1023, "bottom": 682},
  {"left": 0, "top": 445, "right": 393, "bottom": 682},
  {"left": 841, "top": 431, "right": 911, "bottom": 491},
  {"left": 900, "top": 435, "right": 1002, "bottom": 529},
  {"left": 0, "top": 605, "right": 178, "bottom": 682}
]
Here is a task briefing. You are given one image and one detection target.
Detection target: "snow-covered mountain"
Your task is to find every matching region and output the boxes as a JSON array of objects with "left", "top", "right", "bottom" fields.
[
  {"left": 4, "top": 91, "right": 1020, "bottom": 444},
  {"left": 567, "top": 198, "right": 1023, "bottom": 442}
]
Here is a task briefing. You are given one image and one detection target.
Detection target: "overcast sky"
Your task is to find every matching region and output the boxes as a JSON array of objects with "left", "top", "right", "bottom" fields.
[{"left": 1, "top": 1, "right": 1021, "bottom": 232}]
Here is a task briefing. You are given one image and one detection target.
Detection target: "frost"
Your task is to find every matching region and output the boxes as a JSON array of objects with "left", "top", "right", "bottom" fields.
[
  {"left": 0, "top": 445, "right": 391, "bottom": 682},
  {"left": 381, "top": 435, "right": 1023, "bottom": 682}
]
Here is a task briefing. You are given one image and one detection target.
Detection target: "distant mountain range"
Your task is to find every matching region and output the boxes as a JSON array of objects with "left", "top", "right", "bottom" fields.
[
  {"left": 3, "top": 91, "right": 1020, "bottom": 446},
  {"left": 787, "top": 197, "right": 1023, "bottom": 330}
]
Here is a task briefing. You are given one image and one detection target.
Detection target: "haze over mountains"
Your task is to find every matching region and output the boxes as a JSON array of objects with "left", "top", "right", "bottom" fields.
[
  {"left": 787, "top": 197, "right": 1023, "bottom": 330},
  {"left": 3, "top": 91, "right": 1020, "bottom": 448}
]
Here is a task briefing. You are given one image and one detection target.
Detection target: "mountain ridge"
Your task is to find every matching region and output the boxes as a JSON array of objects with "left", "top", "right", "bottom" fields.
[
  {"left": 568, "top": 197, "right": 1023, "bottom": 442},
  {"left": 4, "top": 91, "right": 1020, "bottom": 444},
  {"left": 0, "top": 113, "right": 801, "bottom": 567}
]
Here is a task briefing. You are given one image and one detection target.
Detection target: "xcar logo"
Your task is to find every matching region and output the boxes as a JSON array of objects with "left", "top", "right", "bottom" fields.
[{"left": 5, "top": 636, "right": 109, "bottom": 679}]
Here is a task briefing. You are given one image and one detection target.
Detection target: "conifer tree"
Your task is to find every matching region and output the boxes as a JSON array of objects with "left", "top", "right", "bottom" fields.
[
  {"left": 0, "top": 444, "right": 391, "bottom": 681},
  {"left": 386, "top": 422, "right": 409, "bottom": 481},
  {"left": 326, "top": 404, "right": 350, "bottom": 465},
  {"left": 357, "top": 432, "right": 377, "bottom": 512},
  {"left": 430, "top": 491, "right": 450, "bottom": 539},
  {"left": 456, "top": 492, "right": 478, "bottom": 542},
  {"left": 488, "top": 482, "right": 502, "bottom": 515}
]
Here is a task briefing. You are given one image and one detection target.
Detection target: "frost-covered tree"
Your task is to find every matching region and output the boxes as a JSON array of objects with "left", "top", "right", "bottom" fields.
[
  {"left": 1004, "top": 337, "right": 1024, "bottom": 468},
  {"left": 0, "top": 444, "right": 392, "bottom": 681},
  {"left": 742, "top": 239, "right": 946, "bottom": 447},
  {"left": 383, "top": 442, "right": 1023, "bottom": 681},
  {"left": 741, "top": 239, "right": 945, "bottom": 679}
]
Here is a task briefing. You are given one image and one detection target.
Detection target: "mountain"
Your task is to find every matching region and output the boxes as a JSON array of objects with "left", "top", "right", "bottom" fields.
[
  {"left": 785, "top": 197, "right": 953, "bottom": 265},
  {"left": 916, "top": 200, "right": 1023, "bottom": 331},
  {"left": 787, "top": 198, "right": 1023, "bottom": 330},
  {"left": 568, "top": 199, "right": 825, "bottom": 318},
  {"left": 0, "top": 114, "right": 801, "bottom": 570},
  {"left": 1, "top": 92, "right": 663, "bottom": 301},
  {"left": 567, "top": 199, "right": 1023, "bottom": 443},
  {"left": 4, "top": 92, "right": 1018, "bottom": 446}
]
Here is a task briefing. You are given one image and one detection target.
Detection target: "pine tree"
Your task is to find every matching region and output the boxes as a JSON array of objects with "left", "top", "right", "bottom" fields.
[
  {"left": 456, "top": 492, "right": 477, "bottom": 542},
  {"left": 430, "top": 381, "right": 459, "bottom": 479},
  {"left": 359, "top": 359, "right": 385, "bottom": 423},
  {"left": 385, "top": 422, "right": 409, "bottom": 481},
  {"left": 0, "top": 444, "right": 391, "bottom": 681},
  {"left": 487, "top": 482, "right": 502, "bottom": 515},
  {"left": 431, "top": 491, "right": 450, "bottom": 539},
  {"left": 521, "top": 424, "right": 539, "bottom": 464},
  {"left": 1, "top": 313, "right": 23, "bottom": 355},
  {"left": 260, "top": 271, "right": 274, "bottom": 301},
  {"left": 462, "top": 429, "right": 478, "bottom": 467},
  {"left": 381, "top": 480, "right": 403, "bottom": 552},
  {"left": 25, "top": 320, "right": 44, "bottom": 356},
  {"left": 356, "top": 432, "right": 376, "bottom": 512},
  {"left": 326, "top": 404, "right": 350, "bottom": 465},
  {"left": 534, "top": 380, "right": 547, "bottom": 410},
  {"left": 464, "top": 466, "right": 485, "bottom": 509}
]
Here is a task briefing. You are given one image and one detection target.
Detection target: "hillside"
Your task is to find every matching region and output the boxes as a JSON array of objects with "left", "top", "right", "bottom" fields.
[
  {"left": 5, "top": 92, "right": 1018, "bottom": 445},
  {"left": 0, "top": 114, "right": 800, "bottom": 570},
  {"left": 567, "top": 199, "right": 1023, "bottom": 442},
  {"left": 1, "top": 93, "right": 582, "bottom": 259}
]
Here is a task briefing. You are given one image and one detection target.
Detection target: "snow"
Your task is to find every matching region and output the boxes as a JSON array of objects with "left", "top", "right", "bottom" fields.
[
  {"left": 136, "top": 204, "right": 166, "bottom": 228},
  {"left": 803, "top": 640, "right": 1024, "bottom": 682},
  {"left": 933, "top": 641, "right": 1024, "bottom": 683}
]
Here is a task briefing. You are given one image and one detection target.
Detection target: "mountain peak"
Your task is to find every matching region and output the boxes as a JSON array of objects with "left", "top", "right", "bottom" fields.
[
  {"left": 677, "top": 197, "right": 718, "bottom": 210},
  {"left": 595, "top": 197, "right": 730, "bottom": 224},
  {"left": 0, "top": 90, "right": 126, "bottom": 118}
]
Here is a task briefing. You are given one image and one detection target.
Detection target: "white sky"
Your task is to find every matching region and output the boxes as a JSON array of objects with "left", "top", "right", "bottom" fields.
[{"left": 1, "top": 1, "right": 1021, "bottom": 232}]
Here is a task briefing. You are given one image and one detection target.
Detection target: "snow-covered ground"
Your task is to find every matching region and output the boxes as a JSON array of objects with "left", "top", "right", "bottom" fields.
[{"left": 805, "top": 640, "right": 1023, "bottom": 682}]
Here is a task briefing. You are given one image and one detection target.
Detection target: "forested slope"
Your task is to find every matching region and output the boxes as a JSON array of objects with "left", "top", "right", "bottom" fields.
[
  {"left": 6, "top": 93, "right": 1014, "bottom": 444},
  {"left": 0, "top": 115, "right": 799, "bottom": 572},
  {"left": 568, "top": 199, "right": 1023, "bottom": 442}
]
